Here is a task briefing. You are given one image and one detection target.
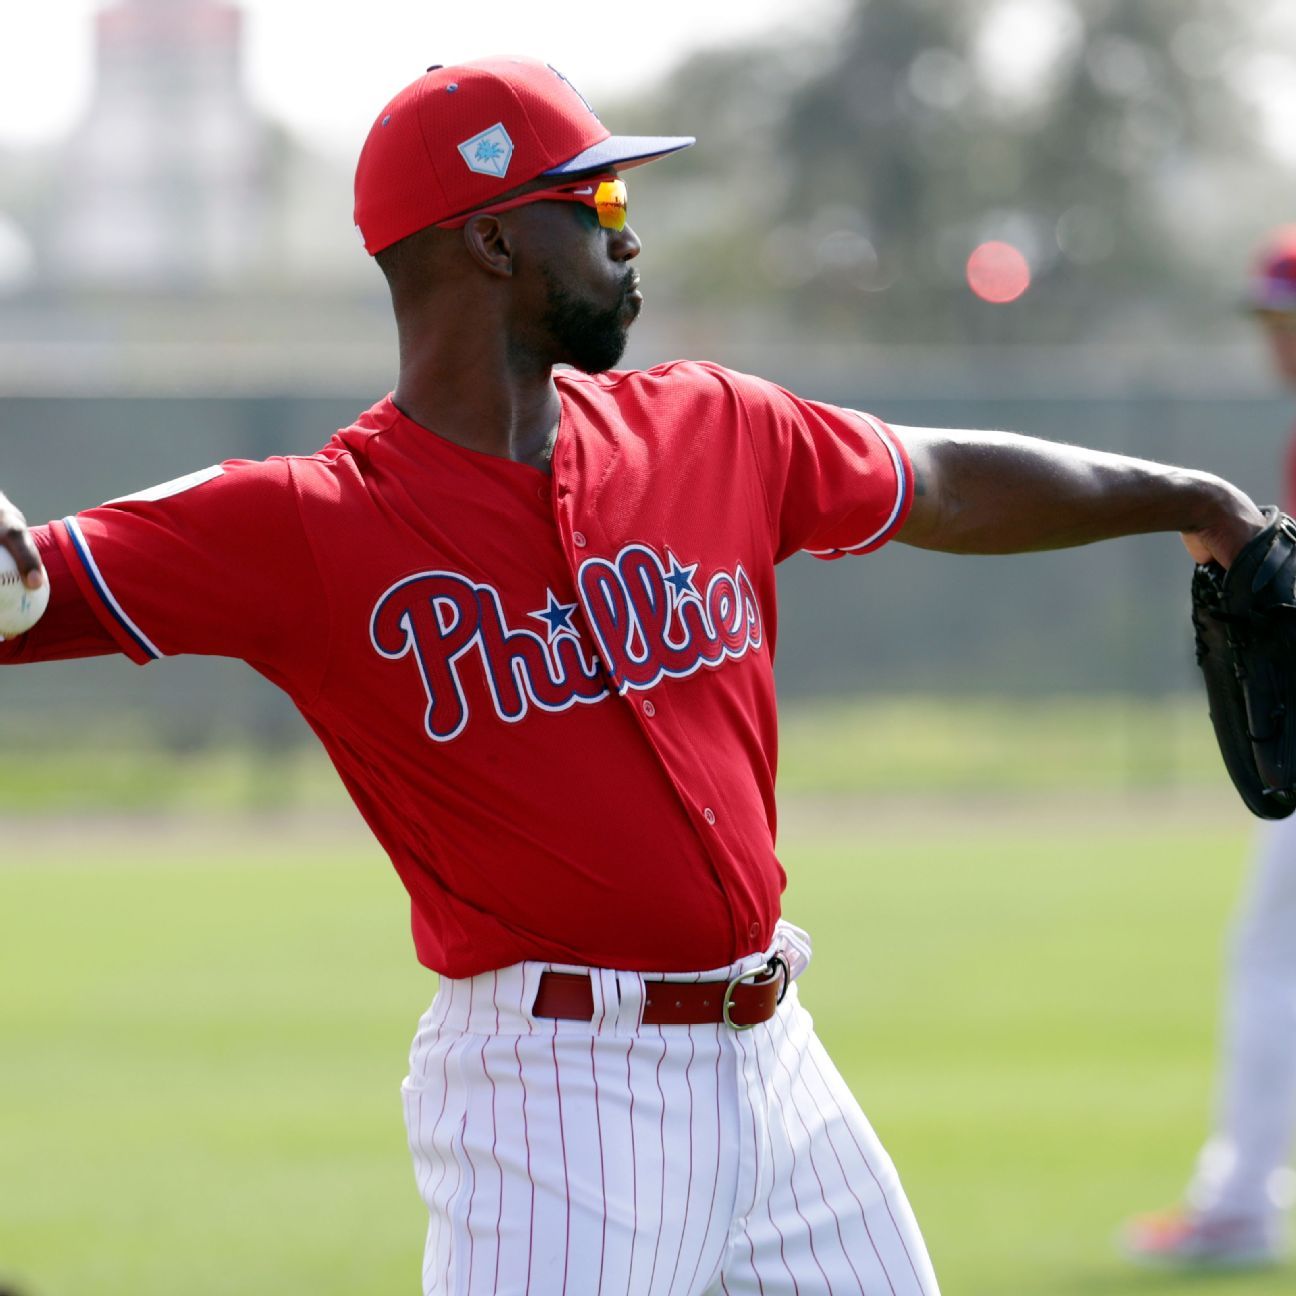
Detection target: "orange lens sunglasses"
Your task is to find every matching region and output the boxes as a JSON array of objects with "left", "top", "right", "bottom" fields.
[{"left": 437, "top": 177, "right": 628, "bottom": 231}]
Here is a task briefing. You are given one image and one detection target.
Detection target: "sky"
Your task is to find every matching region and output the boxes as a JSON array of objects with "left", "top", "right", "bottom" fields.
[
  {"left": 0, "top": 0, "right": 845, "bottom": 155},
  {"left": 6, "top": 1, "right": 1293, "bottom": 176}
]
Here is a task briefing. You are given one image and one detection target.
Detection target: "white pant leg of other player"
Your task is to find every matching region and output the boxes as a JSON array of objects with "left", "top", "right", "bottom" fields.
[{"left": 1188, "top": 812, "right": 1296, "bottom": 1233}]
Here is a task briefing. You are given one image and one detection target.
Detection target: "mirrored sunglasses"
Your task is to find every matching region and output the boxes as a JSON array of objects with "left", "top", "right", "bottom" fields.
[{"left": 438, "top": 177, "right": 628, "bottom": 232}]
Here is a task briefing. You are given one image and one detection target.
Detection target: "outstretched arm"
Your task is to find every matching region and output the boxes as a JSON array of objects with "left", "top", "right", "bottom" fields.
[{"left": 893, "top": 425, "right": 1265, "bottom": 568}]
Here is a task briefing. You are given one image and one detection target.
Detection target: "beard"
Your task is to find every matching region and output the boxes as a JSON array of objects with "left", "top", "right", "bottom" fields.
[{"left": 540, "top": 268, "right": 638, "bottom": 374}]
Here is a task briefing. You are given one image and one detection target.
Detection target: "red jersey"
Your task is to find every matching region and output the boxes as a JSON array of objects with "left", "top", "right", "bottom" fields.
[{"left": 14, "top": 361, "right": 911, "bottom": 976}]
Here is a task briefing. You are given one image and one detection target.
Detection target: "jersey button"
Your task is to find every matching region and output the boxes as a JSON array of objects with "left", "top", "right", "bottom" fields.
[
  {"left": 642, "top": 699, "right": 656, "bottom": 718},
  {"left": 749, "top": 922, "right": 760, "bottom": 939},
  {"left": 572, "top": 531, "right": 588, "bottom": 548},
  {"left": 703, "top": 807, "right": 716, "bottom": 825},
  {"left": 536, "top": 485, "right": 547, "bottom": 502}
]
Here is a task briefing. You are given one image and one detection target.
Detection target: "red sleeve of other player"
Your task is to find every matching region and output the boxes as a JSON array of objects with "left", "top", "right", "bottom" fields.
[
  {"left": 717, "top": 366, "right": 913, "bottom": 564},
  {"left": 43, "top": 458, "right": 330, "bottom": 695}
]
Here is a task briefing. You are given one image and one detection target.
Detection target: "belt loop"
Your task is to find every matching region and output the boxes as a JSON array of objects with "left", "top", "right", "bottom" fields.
[
  {"left": 591, "top": 967, "right": 616, "bottom": 1034},
  {"left": 613, "top": 970, "right": 646, "bottom": 1036},
  {"left": 519, "top": 962, "right": 548, "bottom": 1033}
]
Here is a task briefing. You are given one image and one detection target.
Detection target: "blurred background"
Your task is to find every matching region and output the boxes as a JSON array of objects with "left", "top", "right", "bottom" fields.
[
  {"left": 2, "top": 2, "right": 1296, "bottom": 1294},
  {"left": 1, "top": 0, "right": 1294, "bottom": 765}
]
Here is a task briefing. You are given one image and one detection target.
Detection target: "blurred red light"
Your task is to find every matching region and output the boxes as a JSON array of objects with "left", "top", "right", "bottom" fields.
[{"left": 966, "top": 241, "right": 1031, "bottom": 303}]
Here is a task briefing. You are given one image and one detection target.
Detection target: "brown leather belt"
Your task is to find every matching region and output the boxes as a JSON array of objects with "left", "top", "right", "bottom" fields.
[{"left": 533, "top": 956, "right": 790, "bottom": 1030}]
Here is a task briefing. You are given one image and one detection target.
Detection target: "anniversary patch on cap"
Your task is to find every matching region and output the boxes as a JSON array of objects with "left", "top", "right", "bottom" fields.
[{"left": 457, "top": 123, "right": 514, "bottom": 178}]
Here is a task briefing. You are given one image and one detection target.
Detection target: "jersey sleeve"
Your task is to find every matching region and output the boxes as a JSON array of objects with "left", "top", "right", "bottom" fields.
[
  {"left": 722, "top": 367, "right": 912, "bottom": 564},
  {"left": 47, "top": 457, "right": 330, "bottom": 693},
  {"left": 0, "top": 525, "right": 119, "bottom": 663}
]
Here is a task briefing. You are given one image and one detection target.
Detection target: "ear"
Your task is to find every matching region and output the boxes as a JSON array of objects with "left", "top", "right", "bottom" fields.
[{"left": 461, "top": 215, "right": 514, "bottom": 279}]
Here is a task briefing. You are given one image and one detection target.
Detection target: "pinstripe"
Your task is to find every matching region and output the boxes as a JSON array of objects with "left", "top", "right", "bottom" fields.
[
  {"left": 412, "top": 1091, "right": 427, "bottom": 1191},
  {"left": 412, "top": 1090, "right": 435, "bottom": 1295},
  {"left": 591, "top": 983, "right": 610, "bottom": 1296},
  {"left": 663, "top": 1025, "right": 697, "bottom": 1296},
  {"left": 414, "top": 997, "right": 435, "bottom": 1080},
  {"left": 682, "top": 1029, "right": 725, "bottom": 1296},
  {"left": 427, "top": 993, "right": 476, "bottom": 1296},
  {"left": 800, "top": 1041, "right": 895, "bottom": 1294},
  {"left": 772, "top": 1008, "right": 863, "bottom": 1294},
  {"left": 552, "top": 1030, "right": 572, "bottom": 1296},
  {"left": 419, "top": 1115, "right": 434, "bottom": 1296},
  {"left": 590, "top": 1039, "right": 609, "bottom": 1295},
  {"left": 804, "top": 1042, "right": 923, "bottom": 1293},
  {"left": 646, "top": 1027, "right": 670, "bottom": 1295},
  {"left": 462, "top": 979, "right": 481, "bottom": 1291},
  {"left": 516, "top": 1029, "right": 537, "bottom": 1292},
  {"left": 750, "top": 1025, "right": 801, "bottom": 1295},
  {"left": 624, "top": 1036, "right": 642, "bottom": 1295},
  {"left": 423, "top": 1192, "right": 436, "bottom": 1295},
  {"left": 419, "top": 979, "right": 457, "bottom": 1213},
  {"left": 763, "top": 1015, "right": 834, "bottom": 1294},
  {"left": 430, "top": 1051, "right": 471, "bottom": 1288},
  {"left": 486, "top": 972, "right": 503, "bottom": 1295},
  {"left": 440, "top": 1109, "right": 468, "bottom": 1296},
  {"left": 737, "top": 1030, "right": 768, "bottom": 1296}
]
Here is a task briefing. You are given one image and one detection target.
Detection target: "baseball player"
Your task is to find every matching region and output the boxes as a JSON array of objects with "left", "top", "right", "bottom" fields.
[
  {"left": 0, "top": 58, "right": 1270, "bottom": 1295},
  {"left": 1122, "top": 228, "right": 1296, "bottom": 1269}
]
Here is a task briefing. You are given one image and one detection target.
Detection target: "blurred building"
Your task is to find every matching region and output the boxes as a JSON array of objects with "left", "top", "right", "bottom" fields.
[
  {"left": 51, "top": 0, "right": 268, "bottom": 288},
  {"left": 0, "top": 0, "right": 391, "bottom": 400}
]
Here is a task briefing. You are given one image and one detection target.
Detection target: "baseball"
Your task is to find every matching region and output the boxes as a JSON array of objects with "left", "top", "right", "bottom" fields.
[{"left": 0, "top": 548, "right": 49, "bottom": 636}]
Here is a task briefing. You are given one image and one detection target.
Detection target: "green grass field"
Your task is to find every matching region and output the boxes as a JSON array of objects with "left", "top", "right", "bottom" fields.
[
  {"left": 0, "top": 694, "right": 1228, "bottom": 813},
  {"left": 0, "top": 700, "right": 1290, "bottom": 1295}
]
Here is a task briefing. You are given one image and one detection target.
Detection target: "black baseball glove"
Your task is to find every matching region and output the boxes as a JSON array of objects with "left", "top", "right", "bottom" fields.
[{"left": 1192, "top": 506, "right": 1296, "bottom": 818}]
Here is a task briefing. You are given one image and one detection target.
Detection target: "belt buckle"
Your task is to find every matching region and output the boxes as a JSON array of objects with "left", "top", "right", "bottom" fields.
[{"left": 721, "top": 953, "right": 790, "bottom": 1030}]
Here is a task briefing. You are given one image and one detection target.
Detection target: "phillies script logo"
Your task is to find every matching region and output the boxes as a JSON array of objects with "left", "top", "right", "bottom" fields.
[{"left": 370, "top": 543, "right": 764, "bottom": 742}]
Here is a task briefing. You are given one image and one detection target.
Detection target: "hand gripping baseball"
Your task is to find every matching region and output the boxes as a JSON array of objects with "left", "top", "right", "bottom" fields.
[
  {"left": 0, "top": 492, "right": 43, "bottom": 590},
  {"left": 0, "top": 491, "right": 49, "bottom": 637},
  {"left": 1192, "top": 507, "right": 1296, "bottom": 818}
]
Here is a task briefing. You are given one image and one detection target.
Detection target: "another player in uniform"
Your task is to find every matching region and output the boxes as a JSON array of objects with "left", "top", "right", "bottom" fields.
[
  {"left": 1122, "top": 229, "right": 1296, "bottom": 1270},
  {"left": 0, "top": 59, "right": 1272, "bottom": 1294}
]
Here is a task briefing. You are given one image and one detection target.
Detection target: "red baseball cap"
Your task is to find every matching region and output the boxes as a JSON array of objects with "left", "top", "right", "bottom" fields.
[
  {"left": 1249, "top": 226, "right": 1296, "bottom": 313},
  {"left": 354, "top": 57, "right": 694, "bottom": 255}
]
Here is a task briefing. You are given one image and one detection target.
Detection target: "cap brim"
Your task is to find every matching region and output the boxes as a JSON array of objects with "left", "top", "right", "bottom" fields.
[{"left": 543, "top": 134, "right": 695, "bottom": 176}]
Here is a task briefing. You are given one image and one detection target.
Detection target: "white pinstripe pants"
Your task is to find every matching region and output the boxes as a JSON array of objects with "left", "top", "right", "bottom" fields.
[{"left": 403, "top": 926, "right": 941, "bottom": 1295}]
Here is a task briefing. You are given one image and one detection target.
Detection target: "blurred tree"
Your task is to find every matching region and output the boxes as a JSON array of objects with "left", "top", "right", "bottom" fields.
[{"left": 620, "top": 0, "right": 1291, "bottom": 344}]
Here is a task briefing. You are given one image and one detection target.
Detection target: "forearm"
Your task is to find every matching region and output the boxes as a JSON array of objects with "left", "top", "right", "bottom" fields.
[{"left": 894, "top": 425, "right": 1264, "bottom": 565}]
